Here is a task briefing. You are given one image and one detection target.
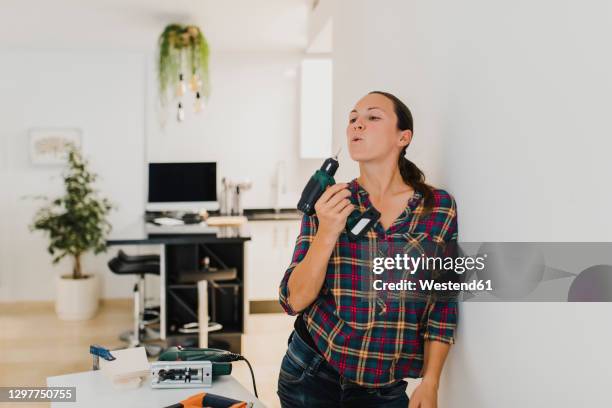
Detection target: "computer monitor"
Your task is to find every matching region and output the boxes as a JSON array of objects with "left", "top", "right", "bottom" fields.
[{"left": 146, "top": 162, "right": 218, "bottom": 212}]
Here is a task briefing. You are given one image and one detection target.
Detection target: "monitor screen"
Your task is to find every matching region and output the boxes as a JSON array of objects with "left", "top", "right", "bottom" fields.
[{"left": 148, "top": 162, "right": 217, "bottom": 204}]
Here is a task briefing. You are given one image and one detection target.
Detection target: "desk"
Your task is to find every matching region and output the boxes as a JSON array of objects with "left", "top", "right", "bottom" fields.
[
  {"left": 47, "top": 371, "right": 265, "bottom": 407},
  {"left": 107, "top": 221, "right": 251, "bottom": 352}
]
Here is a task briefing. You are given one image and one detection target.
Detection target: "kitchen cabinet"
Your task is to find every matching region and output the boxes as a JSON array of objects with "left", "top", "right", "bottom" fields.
[{"left": 246, "top": 219, "right": 301, "bottom": 301}]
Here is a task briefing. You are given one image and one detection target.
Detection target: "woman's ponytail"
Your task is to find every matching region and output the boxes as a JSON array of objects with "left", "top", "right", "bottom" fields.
[
  {"left": 370, "top": 90, "right": 434, "bottom": 211},
  {"left": 397, "top": 148, "right": 434, "bottom": 211}
]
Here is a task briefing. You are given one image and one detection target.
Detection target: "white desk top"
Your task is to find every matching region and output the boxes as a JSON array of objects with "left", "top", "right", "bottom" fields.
[{"left": 47, "top": 371, "right": 266, "bottom": 408}]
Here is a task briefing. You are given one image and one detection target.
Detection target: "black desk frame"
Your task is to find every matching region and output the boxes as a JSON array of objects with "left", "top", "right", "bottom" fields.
[{"left": 108, "top": 231, "right": 250, "bottom": 353}]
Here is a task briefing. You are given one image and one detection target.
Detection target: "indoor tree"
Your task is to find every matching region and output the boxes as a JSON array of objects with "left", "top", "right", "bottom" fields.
[{"left": 30, "top": 144, "right": 113, "bottom": 279}]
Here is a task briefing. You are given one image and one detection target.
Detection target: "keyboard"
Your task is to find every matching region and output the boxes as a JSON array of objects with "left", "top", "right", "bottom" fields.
[{"left": 152, "top": 217, "right": 184, "bottom": 226}]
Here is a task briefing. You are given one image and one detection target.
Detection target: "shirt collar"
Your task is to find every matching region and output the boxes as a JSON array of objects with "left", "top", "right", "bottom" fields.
[{"left": 349, "top": 178, "right": 423, "bottom": 205}]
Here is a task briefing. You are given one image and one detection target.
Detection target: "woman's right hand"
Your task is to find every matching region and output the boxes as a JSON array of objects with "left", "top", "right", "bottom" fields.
[{"left": 314, "top": 183, "right": 355, "bottom": 239}]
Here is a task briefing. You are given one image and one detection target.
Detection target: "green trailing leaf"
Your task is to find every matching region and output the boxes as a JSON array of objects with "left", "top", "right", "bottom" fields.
[
  {"left": 158, "top": 24, "right": 211, "bottom": 107},
  {"left": 29, "top": 144, "right": 114, "bottom": 279}
]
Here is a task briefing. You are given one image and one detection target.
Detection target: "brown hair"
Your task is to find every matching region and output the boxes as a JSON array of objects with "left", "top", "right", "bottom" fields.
[{"left": 368, "top": 91, "right": 434, "bottom": 210}]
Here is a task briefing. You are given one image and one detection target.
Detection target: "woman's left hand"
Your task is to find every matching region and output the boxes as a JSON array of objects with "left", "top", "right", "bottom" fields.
[{"left": 408, "top": 380, "right": 438, "bottom": 408}]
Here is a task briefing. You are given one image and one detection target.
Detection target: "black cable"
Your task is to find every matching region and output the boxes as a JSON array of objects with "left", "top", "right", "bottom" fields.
[{"left": 239, "top": 356, "right": 258, "bottom": 398}]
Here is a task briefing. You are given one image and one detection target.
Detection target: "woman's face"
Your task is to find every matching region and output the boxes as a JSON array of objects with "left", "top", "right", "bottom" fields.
[{"left": 346, "top": 93, "right": 411, "bottom": 162}]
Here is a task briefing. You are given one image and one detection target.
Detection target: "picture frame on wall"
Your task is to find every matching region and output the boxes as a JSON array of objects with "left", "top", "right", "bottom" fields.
[{"left": 29, "top": 128, "right": 82, "bottom": 166}]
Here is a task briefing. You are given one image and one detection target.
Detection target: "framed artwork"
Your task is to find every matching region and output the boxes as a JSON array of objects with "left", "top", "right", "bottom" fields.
[{"left": 29, "top": 128, "right": 82, "bottom": 165}]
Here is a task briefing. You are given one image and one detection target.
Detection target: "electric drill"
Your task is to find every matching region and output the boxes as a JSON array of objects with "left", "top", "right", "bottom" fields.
[
  {"left": 158, "top": 346, "right": 258, "bottom": 397},
  {"left": 297, "top": 150, "right": 381, "bottom": 239},
  {"left": 297, "top": 151, "right": 339, "bottom": 215},
  {"left": 158, "top": 347, "right": 234, "bottom": 377}
]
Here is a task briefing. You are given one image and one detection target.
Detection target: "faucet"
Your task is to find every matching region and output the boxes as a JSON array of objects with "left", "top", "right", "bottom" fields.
[
  {"left": 220, "top": 177, "right": 231, "bottom": 215},
  {"left": 229, "top": 180, "right": 252, "bottom": 215}
]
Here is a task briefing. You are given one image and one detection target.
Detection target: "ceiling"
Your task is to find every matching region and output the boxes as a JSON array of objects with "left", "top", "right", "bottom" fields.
[{"left": 0, "top": 0, "right": 310, "bottom": 52}]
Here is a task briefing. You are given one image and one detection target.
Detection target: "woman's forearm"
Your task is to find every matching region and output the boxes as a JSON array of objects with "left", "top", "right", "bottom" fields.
[
  {"left": 287, "top": 182, "right": 354, "bottom": 314},
  {"left": 286, "top": 229, "right": 338, "bottom": 313},
  {"left": 422, "top": 340, "right": 451, "bottom": 388}
]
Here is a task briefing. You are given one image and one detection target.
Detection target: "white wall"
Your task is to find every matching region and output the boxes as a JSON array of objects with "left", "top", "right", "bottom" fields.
[
  {"left": 0, "top": 48, "right": 323, "bottom": 301},
  {"left": 331, "top": 0, "right": 449, "bottom": 187},
  {"left": 0, "top": 48, "right": 324, "bottom": 301},
  {"left": 440, "top": 0, "right": 612, "bottom": 242},
  {"left": 0, "top": 51, "right": 147, "bottom": 301},
  {"left": 331, "top": 0, "right": 612, "bottom": 406},
  {"left": 146, "top": 51, "right": 318, "bottom": 209}
]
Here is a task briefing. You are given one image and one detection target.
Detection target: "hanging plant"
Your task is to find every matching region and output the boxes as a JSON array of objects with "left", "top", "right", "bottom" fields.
[{"left": 158, "top": 24, "right": 210, "bottom": 114}]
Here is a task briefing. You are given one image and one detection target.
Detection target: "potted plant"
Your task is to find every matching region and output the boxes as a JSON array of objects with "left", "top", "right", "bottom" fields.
[
  {"left": 30, "top": 144, "right": 113, "bottom": 320},
  {"left": 158, "top": 24, "right": 210, "bottom": 120}
]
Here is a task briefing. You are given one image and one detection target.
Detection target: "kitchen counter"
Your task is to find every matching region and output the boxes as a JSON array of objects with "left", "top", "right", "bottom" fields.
[{"left": 242, "top": 208, "right": 303, "bottom": 221}]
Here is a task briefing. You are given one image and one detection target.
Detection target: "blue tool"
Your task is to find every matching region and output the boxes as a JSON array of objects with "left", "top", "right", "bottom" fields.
[{"left": 90, "top": 344, "right": 116, "bottom": 370}]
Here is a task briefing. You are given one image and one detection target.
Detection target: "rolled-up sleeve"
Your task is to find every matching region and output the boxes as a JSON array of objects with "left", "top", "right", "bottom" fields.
[
  {"left": 423, "top": 300, "right": 458, "bottom": 344},
  {"left": 279, "top": 214, "right": 317, "bottom": 316},
  {"left": 424, "top": 193, "right": 459, "bottom": 344}
]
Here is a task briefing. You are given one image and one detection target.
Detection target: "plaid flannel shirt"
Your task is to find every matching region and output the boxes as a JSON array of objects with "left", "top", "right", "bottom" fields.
[{"left": 279, "top": 178, "right": 459, "bottom": 387}]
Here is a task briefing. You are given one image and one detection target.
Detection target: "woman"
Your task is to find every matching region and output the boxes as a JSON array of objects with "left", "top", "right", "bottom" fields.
[{"left": 277, "top": 91, "right": 458, "bottom": 408}]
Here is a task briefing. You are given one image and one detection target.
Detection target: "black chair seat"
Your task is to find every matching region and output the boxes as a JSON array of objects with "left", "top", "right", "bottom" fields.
[
  {"left": 117, "top": 249, "right": 160, "bottom": 264},
  {"left": 108, "top": 257, "right": 160, "bottom": 275}
]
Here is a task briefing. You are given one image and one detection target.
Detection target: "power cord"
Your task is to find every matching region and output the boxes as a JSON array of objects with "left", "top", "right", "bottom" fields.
[
  {"left": 239, "top": 356, "right": 258, "bottom": 399},
  {"left": 212, "top": 352, "right": 258, "bottom": 398}
]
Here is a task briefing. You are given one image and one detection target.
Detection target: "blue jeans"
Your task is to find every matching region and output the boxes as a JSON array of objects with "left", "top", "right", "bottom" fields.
[{"left": 277, "top": 330, "right": 409, "bottom": 408}]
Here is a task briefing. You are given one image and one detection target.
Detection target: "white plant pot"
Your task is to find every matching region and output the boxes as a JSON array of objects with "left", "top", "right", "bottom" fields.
[{"left": 55, "top": 274, "right": 99, "bottom": 320}]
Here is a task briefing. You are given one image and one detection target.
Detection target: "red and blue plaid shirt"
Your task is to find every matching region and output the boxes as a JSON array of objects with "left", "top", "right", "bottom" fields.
[{"left": 279, "top": 178, "right": 459, "bottom": 387}]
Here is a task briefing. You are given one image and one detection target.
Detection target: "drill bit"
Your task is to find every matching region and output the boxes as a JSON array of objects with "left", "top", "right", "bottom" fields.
[{"left": 334, "top": 147, "right": 342, "bottom": 160}]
